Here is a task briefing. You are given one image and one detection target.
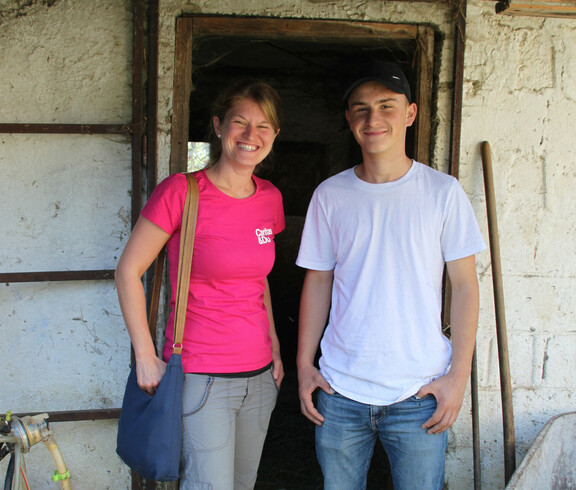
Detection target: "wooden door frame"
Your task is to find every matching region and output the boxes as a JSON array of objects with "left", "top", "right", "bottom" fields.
[{"left": 170, "top": 15, "right": 435, "bottom": 174}]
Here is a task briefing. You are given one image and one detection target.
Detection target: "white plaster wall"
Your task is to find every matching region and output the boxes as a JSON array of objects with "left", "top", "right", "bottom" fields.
[
  {"left": 461, "top": 2, "right": 576, "bottom": 488},
  {"left": 0, "top": 0, "right": 132, "bottom": 123},
  {"left": 0, "top": 1, "right": 133, "bottom": 488},
  {"left": 0, "top": 135, "right": 131, "bottom": 272}
]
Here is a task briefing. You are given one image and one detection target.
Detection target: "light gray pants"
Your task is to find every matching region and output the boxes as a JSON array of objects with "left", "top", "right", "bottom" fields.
[{"left": 179, "top": 368, "right": 279, "bottom": 490}]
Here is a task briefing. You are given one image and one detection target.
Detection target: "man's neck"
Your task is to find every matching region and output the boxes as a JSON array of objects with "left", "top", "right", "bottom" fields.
[{"left": 354, "top": 154, "right": 413, "bottom": 184}]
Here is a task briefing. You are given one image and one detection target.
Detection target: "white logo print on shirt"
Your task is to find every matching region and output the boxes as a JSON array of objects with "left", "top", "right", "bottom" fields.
[{"left": 255, "top": 228, "right": 273, "bottom": 244}]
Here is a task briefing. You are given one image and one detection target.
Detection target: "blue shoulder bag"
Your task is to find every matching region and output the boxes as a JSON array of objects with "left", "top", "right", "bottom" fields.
[{"left": 116, "top": 173, "right": 199, "bottom": 481}]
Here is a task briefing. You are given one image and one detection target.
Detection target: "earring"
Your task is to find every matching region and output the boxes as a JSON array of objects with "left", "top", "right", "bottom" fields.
[{"left": 217, "top": 134, "right": 221, "bottom": 138}]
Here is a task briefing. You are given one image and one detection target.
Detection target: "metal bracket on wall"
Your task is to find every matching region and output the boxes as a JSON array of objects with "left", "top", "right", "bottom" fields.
[
  {"left": 0, "top": 270, "right": 115, "bottom": 283},
  {"left": 0, "top": 123, "right": 133, "bottom": 135},
  {"left": 2, "top": 409, "right": 121, "bottom": 423}
]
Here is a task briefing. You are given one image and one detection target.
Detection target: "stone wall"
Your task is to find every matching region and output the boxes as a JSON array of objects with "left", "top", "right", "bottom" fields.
[
  {"left": 0, "top": 1, "right": 133, "bottom": 487},
  {"left": 462, "top": 2, "right": 576, "bottom": 488}
]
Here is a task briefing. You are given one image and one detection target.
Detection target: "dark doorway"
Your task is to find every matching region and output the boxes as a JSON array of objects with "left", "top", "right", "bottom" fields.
[
  {"left": 188, "top": 31, "right": 426, "bottom": 366},
  {"left": 176, "top": 16, "right": 436, "bottom": 488}
]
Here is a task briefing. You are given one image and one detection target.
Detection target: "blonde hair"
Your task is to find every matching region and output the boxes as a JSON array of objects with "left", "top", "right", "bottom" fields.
[{"left": 207, "top": 79, "right": 282, "bottom": 168}]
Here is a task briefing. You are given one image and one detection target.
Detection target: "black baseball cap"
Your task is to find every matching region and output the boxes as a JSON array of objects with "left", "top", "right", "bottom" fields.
[{"left": 342, "top": 60, "right": 412, "bottom": 104}]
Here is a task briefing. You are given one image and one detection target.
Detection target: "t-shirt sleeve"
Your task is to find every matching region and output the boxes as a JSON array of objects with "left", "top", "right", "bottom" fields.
[
  {"left": 296, "top": 187, "right": 336, "bottom": 271},
  {"left": 273, "top": 188, "right": 286, "bottom": 235},
  {"left": 140, "top": 173, "right": 187, "bottom": 235},
  {"left": 441, "top": 179, "right": 486, "bottom": 262}
]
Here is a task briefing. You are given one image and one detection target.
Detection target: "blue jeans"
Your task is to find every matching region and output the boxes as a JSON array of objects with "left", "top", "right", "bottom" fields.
[
  {"left": 179, "top": 368, "right": 279, "bottom": 489},
  {"left": 316, "top": 390, "right": 447, "bottom": 490}
]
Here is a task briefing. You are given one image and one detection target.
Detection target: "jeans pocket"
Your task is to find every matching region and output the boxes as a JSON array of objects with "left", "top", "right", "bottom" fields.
[
  {"left": 413, "top": 393, "right": 433, "bottom": 401},
  {"left": 182, "top": 374, "right": 213, "bottom": 417}
]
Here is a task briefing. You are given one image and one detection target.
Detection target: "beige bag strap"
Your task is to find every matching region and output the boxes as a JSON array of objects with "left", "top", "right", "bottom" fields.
[
  {"left": 172, "top": 173, "right": 199, "bottom": 354},
  {"left": 147, "top": 173, "right": 199, "bottom": 356}
]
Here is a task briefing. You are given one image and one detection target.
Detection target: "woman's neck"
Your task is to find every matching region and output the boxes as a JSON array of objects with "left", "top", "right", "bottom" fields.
[{"left": 205, "top": 164, "right": 256, "bottom": 199}]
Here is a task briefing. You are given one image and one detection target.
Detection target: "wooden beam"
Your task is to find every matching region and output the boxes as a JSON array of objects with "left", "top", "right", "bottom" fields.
[
  {"left": 146, "top": 0, "right": 160, "bottom": 194},
  {"left": 132, "top": 0, "right": 146, "bottom": 228},
  {"left": 170, "top": 17, "right": 194, "bottom": 174},
  {"left": 187, "top": 16, "right": 419, "bottom": 42},
  {"left": 449, "top": 0, "right": 467, "bottom": 180},
  {"left": 495, "top": 0, "right": 576, "bottom": 18},
  {"left": 413, "top": 26, "right": 434, "bottom": 165}
]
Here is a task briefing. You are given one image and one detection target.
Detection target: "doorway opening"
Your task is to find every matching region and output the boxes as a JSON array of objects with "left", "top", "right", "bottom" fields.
[
  {"left": 172, "top": 15, "right": 436, "bottom": 488},
  {"left": 179, "top": 16, "right": 435, "bottom": 369}
]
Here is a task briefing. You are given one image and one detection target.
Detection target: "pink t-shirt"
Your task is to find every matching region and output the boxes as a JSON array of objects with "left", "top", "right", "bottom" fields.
[{"left": 141, "top": 170, "right": 285, "bottom": 373}]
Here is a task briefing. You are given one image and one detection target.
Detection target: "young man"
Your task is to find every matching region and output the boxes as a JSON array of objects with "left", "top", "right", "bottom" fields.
[{"left": 296, "top": 60, "right": 486, "bottom": 489}]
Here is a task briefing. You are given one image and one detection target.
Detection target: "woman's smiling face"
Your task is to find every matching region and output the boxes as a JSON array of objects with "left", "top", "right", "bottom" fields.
[{"left": 214, "top": 97, "right": 279, "bottom": 169}]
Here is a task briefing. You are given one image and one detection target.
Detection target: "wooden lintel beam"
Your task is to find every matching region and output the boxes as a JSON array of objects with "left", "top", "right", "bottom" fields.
[{"left": 187, "top": 16, "right": 419, "bottom": 42}]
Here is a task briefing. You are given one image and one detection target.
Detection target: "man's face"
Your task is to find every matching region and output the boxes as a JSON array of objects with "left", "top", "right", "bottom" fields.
[{"left": 345, "top": 81, "right": 417, "bottom": 159}]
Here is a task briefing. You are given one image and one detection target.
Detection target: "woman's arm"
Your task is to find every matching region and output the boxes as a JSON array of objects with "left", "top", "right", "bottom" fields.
[{"left": 115, "top": 216, "right": 171, "bottom": 394}]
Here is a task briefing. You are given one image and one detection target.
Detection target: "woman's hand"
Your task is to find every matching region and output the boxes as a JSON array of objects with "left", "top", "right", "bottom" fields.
[
  {"left": 264, "top": 277, "right": 283, "bottom": 389},
  {"left": 116, "top": 216, "right": 172, "bottom": 395},
  {"left": 271, "top": 351, "right": 284, "bottom": 389},
  {"left": 135, "top": 354, "right": 167, "bottom": 395}
]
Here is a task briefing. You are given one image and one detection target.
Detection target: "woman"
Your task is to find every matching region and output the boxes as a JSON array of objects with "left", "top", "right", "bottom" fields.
[{"left": 115, "top": 79, "right": 285, "bottom": 489}]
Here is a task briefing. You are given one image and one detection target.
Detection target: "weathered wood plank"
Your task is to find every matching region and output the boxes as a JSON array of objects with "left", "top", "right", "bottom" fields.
[
  {"left": 188, "top": 16, "right": 419, "bottom": 42},
  {"left": 170, "top": 17, "right": 194, "bottom": 174},
  {"left": 496, "top": 0, "right": 576, "bottom": 18},
  {"left": 413, "top": 25, "right": 434, "bottom": 165}
]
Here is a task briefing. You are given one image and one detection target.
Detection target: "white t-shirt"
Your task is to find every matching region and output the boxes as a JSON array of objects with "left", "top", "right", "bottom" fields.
[{"left": 296, "top": 162, "right": 486, "bottom": 405}]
